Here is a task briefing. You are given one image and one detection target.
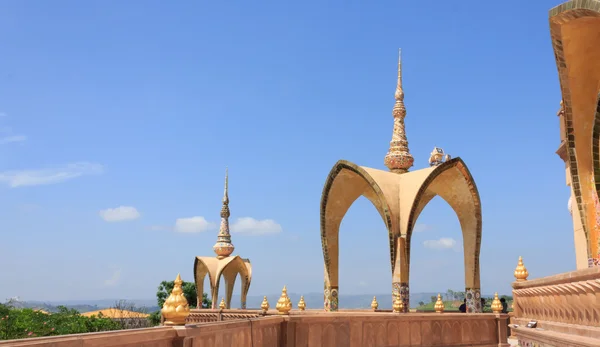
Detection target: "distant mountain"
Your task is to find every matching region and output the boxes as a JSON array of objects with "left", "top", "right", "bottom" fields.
[{"left": 8, "top": 292, "right": 504, "bottom": 313}]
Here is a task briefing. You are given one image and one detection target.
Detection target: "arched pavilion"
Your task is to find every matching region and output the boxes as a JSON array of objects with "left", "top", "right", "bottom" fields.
[
  {"left": 194, "top": 169, "right": 252, "bottom": 309},
  {"left": 320, "top": 50, "right": 483, "bottom": 312}
]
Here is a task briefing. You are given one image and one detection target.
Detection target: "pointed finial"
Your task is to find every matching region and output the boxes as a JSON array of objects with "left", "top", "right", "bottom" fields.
[
  {"left": 384, "top": 49, "right": 414, "bottom": 174},
  {"left": 434, "top": 294, "right": 445, "bottom": 313},
  {"left": 276, "top": 286, "right": 292, "bottom": 314},
  {"left": 161, "top": 274, "right": 190, "bottom": 326},
  {"left": 261, "top": 296, "right": 270, "bottom": 312},
  {"left": 297, "top": 296, "right": 306, "bottom": 311},
  {"left": 491, "top": 293, "right": 503, "bottom": 313},
  {"left": 371, "top": 296, "right": 379, "bottom": 311},
  {"left": 213, "top": 168, "right": 235, "bottom": 259},
  {"left": 223, "top": 167, "right": 229, "bottom": 204},
  {"left": 392, "top": 295, "right": 404, "bottom": 313},
  {"left": 395, "top": 48, "right": 404, "bottom": 101},
  {"left": 219, "top": 298, "right": 226, "bottom": 310},
  {"left": 514, "top": 256, "right": 529, "bottom": 281}
]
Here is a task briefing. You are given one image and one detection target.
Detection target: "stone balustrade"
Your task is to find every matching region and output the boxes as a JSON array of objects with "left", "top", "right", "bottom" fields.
[
  {"left": 511, "top": 267, "right": 600, "bottom": 345},
  {"left": 0, "top": 312, "right": 509, "bottom": 347}
]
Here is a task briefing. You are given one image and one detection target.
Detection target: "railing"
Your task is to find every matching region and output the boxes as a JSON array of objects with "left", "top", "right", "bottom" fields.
[{"left": 512, "top": 267, "right": 600, "bottom": 327}]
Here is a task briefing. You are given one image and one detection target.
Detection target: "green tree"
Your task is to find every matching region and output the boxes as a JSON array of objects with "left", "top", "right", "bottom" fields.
[
  {"left": 418, "top": 301, "right": 425, "bottom": 307},
  {"left": 149, "top": 280, "right": 211, "bottom": 326}
]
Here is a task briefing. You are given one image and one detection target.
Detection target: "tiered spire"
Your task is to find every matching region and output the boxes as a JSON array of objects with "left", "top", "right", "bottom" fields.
[
  {"left": 384, "top": 49, "right": 414, "bottom": 174},
  {"left": 213, "top": 168, "right": 235, "bottom": 259}
]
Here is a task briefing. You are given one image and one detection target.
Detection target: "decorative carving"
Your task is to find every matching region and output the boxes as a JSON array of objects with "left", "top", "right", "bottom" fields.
[
  {"left": 219, "top": 298, "right": 226, "bottom": 310},
  {"left": 434, "top": 294, "right": 445, "bottom": 313},
  {"left": 161, "top": 274, "right": 190, "bottom": 326},
  {"left": 213, "top": 168, "right": 235, "bottom": 259},
  {"left": 371, "top": 296, "right": 379, "bottom": 311},
  {"left": 490, "top": 293, "right": 502, "bottom": 313},
  {"left": 465, "top": 288, "right": 482, "bottom": 313},
  {"left": 261, "top": 296, "right": 270, "bottom": 312},
  {"left": 514, "top": 256, "right": 529, "bottom": 281},
  {"left": 392, "top": 296, "right": 404, "bottom": 313},
  {"left": 384, "top": 49, "right": 414, "bottom": 174},
  {"left": 276, "top": 286, "right": 292, "bottom": 314},
  {"left": 297, "top": 296, "right": 306, "bottom": 311}
]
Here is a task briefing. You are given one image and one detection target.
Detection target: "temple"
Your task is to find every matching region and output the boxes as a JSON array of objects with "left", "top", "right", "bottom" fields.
[
  {"left": 320, "top": 50, "right": 483, "bottom": 313},
  {"left": 193, "top": 169, "right": 253, "bottom": 309}
]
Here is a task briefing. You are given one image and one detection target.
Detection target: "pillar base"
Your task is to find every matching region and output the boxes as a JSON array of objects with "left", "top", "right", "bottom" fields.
[
  {"left": 465, "top": 288, "right": 482, "bottom": 313},
  {"left": 324, "top": 286, "right": 339, "bottom": 312},
  {"left": 392, "top": 282, "right": 409, "bottom": 312},
  {"left": 588, "top": 257, "right": 600, "bottom": 267}
]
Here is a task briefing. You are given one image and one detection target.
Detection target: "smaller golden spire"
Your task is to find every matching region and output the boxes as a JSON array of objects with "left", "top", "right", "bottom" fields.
[
  {"left": 491, "top": 293, "right": 503, "bottom": 314},
  {"left": 371, "top": 296, "right": 379, "bottom": 311},
  {"left": 261, "top": 296, "right": 270, "bottom": 312},
  {"left": 275, "top": 286, "right": 292, "bottom": 314},
  {"left": 297, "top": 296, "right": 306, "bottom": 311},
  {"left": 434, "top": 294, "right": 445, "bottom": 313},
  {"left": 514, "top": 256, "right": 529, "bottom": 281},
  {"left": 392, "top": 296, "right": 404, "bottom": 313},
  {"left": 219, "top": 298, "right": 226, "bottom": 310},
  {"left": 161, "top": 274, "right": 190, "bottom": 326}
]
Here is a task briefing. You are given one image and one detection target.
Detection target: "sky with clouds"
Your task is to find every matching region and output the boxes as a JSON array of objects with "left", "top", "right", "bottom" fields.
[{"left": 0, "top": 0, "right": 574, "bottom": 302}]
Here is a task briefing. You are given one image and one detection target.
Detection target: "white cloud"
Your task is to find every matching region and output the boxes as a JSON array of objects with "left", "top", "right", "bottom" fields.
[
  {"left": 174, "top": 216, "right": 215, "bottom": 233},
  {"left": 0, "top": 135, "right": 27, "bottom": 144},
  {"left": 413, "top": 224, "right": 433, "bottom": 233},
  {"left": 0, "top": 162, "right": 104, "bottom": 188},
  {"left": 423, "top": 237, "right": 458, "bottom": 250},
  {"left": 99, "top": 206, "right": 141, "bottom": 222},
  {"left": 230, "top": 217, "right": 282, "bottom": 235},
  {"left": 104, "top": 269, "right": 121, "bottom": 287}
]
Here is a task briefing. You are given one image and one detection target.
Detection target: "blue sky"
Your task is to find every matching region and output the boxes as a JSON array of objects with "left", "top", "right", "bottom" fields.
[{"left": 0, "top": 0, "right": 572, "bottom": 302}]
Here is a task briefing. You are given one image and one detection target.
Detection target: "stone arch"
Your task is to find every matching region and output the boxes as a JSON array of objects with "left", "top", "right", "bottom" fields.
[
  {"left": 404, "top": 158, "right": 483, "bottom": 311},
  {"left": 194, "top": 256, "right": 252, "bottom": 309},
  {"left": 320, "top": 160, "right": 396, "bottom": 311},
  {"left": 550, "top": 2, "right": 600, "bottom": 264}
]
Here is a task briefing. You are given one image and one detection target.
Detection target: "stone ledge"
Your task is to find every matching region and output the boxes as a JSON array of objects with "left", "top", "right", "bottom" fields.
[{"left": 514, "top": 325, "right": 600, "bottom": 347}]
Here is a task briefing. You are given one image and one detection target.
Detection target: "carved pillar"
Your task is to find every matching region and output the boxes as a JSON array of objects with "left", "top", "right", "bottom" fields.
[
  {"left": 392, "top": 236, "right": 409, "bottom": 312},
  {"left": 324, "top": 284, "right": 339, "bottom": 312},
  {"left": 465, "top": 288, "right": 482, "bottom": 313}
]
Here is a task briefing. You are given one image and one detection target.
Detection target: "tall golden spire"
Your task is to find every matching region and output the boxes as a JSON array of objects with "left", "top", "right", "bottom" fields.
[
  {"left": 384, "top": 49, "right": 414, "bottom": 174},
  {"left": 213, "top": 168, "right": 235, "bottom": 259}
]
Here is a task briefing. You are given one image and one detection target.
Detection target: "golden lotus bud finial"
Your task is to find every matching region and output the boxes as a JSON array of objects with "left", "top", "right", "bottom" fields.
[
  {"left": 434, "top": 294, "right": 445, "bottom": 313},
  {"left": 392, "top": 295, "right": 404, "bottom": 313},
  {"left": 371, "top": 296, "right": 379, "bottom": 311},
  {"left": 514, "top": 256, "right": 529, "bottom": 281},
  {"left": 161, "top": 273, "right": 190, "bottom": 326},
  {"left": 275, "top": 285, "right": 292, "bottom": 315},
  {"left": 297, "top": 296, "right": 306, "bottom": 311},
  {"left": 219, "top": 298, "right": 226, "bottom": 310},
  {"left": 491, "top": 293, "right": 503, "bottom": 314},
  {"left": 261, "top": 296, "right": 270, "bottom": 312}
]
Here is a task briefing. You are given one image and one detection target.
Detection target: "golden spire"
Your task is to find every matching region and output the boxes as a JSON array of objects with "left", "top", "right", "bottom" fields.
[
  {"left": 491, "top": 293, "right": 503, "bottom": 313},
  {"left": 213, "top": 168, "right": 235, "bottom": 259},
  {"left": 434, "top": 294, "right": 445, "bottom": 313},
  {"left": 371, "top": 296, "right": 379, "bottom": 311},
  {"left": 392, "top": 295, "right": 404, "bottom": 313},
  {"left": 219, "top": 298, "right": 226, "bottom": 310},
  {"left": 276, "top": 286, "right": 292, "bottom": 314},
  {"left": 384, "top": 49, "right": 414, "bottom": 174},
  {"left": 261, "top": 296, "right": 270, "bottom": 312},
  {"left": 297, "top": 296, "right": 306, "bottom": 311},
  {"left": 514, "top": 256, "right": 529, "bottom": 281},
  {"left": 161, "top": 274, "right": 190, "bottom": 326}
]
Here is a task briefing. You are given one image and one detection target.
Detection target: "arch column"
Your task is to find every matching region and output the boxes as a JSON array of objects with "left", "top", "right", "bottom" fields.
[{"left": 392, "top": 236, "right": 409, "bottom": 312}]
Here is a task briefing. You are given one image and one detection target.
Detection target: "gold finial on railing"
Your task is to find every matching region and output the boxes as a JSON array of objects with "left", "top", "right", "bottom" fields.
[
  {"left": 219, "top": 298, "right": 226, "bottom": 310},
  {"left": 261, "top": 296, "right": 270, "bottom": 312},
  {"left": 161, "top": 274, "right": 190, "bottom": 326},
  {"left": 392, "top": 295, "right": 404, "bottom": 313},
  {"left": 514, "top": 256, "right": 529, "bottom": 281},
  {"left": 434, "top": 294, "right": 445, "bottom": 313},
  {"left": 276, "top": 286, "right": 292, "bottom": 314},
  {"left": 297, "top": 296, "right": 306, "bottom": 311},
  {"left": 491, "top": 293, "right": 503, "bottom": 313},
  {"left": 371, "top": 296, "right": 379, "bottom": 311}
]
